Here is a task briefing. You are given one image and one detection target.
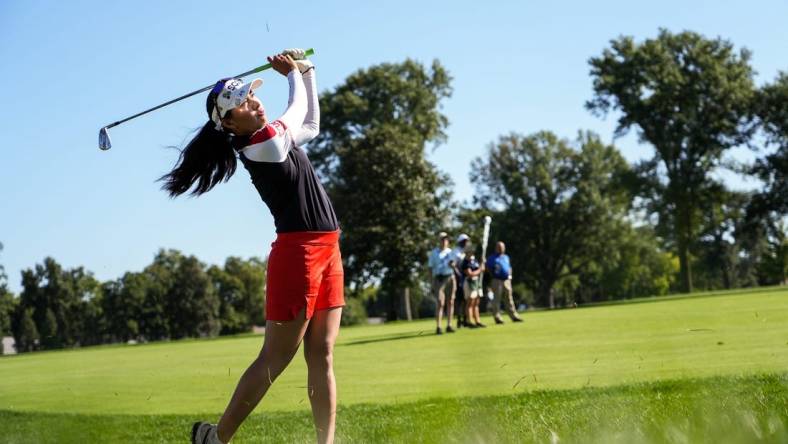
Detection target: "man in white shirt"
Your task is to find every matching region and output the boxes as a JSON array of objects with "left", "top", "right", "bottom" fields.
[{"left": 428, "top": 232, "right": 456, "bottom": 334}]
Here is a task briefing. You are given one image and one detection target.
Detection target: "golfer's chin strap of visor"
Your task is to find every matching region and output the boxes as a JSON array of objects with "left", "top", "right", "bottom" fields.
[
  {"left": 212, "top": 92, "right": 228, "bottom": 132},
  {"left": 211, "top": 79, "right": 229, "bottom": 132},
  {"left": 212, "top": 107, "right": 224, "bottom": 132},
  {"left": 211, "top": 110, "right": 239, "bottom": 139}
]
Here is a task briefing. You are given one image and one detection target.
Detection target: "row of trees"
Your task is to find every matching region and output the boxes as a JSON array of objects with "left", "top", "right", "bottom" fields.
[
  {"left": 2, "top": 251, "right": 266, "bottom": 352},
  {"left": 470, "top": 130, "right": 785, "bottom": 308}
]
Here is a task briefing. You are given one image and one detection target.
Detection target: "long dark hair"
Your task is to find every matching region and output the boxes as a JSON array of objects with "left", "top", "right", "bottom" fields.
[
  {"left": 158, "top": 121, "right": 238, "bottom": 197},
  {"left": 159, "top": 82, "right": 240, "bottom": 197}
]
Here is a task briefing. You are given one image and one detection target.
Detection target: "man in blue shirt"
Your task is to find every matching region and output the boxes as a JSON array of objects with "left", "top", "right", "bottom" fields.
[
  {"left": 485, "top": 241, "right": 523, "bottom": 324},
  {"left": 428, "top": 232, "right": 456, "bottom": 334}
]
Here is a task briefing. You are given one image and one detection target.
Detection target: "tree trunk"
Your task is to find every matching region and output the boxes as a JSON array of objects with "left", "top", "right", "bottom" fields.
[
  {"left": 386, "top": 292, "right": 398, "bottom": 321},
  {"left": 677, "top": 237, "right": 693, "bottom": 293},
  {"left": 676, "top": 199, "right": 694, "bottom": 293},
  {"left": 403, "top": 287, "right": 412, "bottom": 321},
  {"left": 721, "top": 247, "right": 732, "bottom": 290},
  {"left": 537, "top": 280, "right": 555, "bottom": 309},
  {"left": 715, "top": 232, "right": 732, "bottom": 290}
]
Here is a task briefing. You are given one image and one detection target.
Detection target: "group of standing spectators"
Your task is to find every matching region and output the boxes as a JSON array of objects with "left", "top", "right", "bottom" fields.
[{"left": 428, "top": 232, "right": 523, "bottom": 335}]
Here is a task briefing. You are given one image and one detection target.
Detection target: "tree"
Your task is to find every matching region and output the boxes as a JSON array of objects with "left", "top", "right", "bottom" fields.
[
  {"left": 742, "top": 70, "right": 788, "bottom": 286},
  {"left": 575, "top": 225, "right": 677, "bottom": 302},
  {"left": 471, "top": 131, "right": 631, "bottom": 307},
  {"left": 0, "top": 241, "right": 16, "bottom": 352},
  {"left": 0, "top": 291, "right": 14, "bottom": 354},
  {"left": 15, "top": 258, "right": 102, "bottom": 349},
  {"left": 692, "top": 183, "right": 750, "bottom": 290},
  {"left": 102, "top": 272, "right": 148, "bottom": 342},
  {"left": 587, "top": 29, "right": 756, "bottom": 293},
  {"left": 141, "top": 257, "right": 173, "bottom": 341},
  {"left": 0, "top": 294, "right": 14, "bottom": 355},
  {"left": 309, "top": 59, "right": 454, "bottom": 319},
  {"left": 145, "top": 249, "right": 220, "bottom": 339},
  {"left": 169, "top": 254, "right": 220, "bottom": 338},
  {"left": 752, "top": 72, "right": 788, "bottom": 215},
  {"left": 13, "top": 308, "right": 38, "bottom": 352},
  {"left": 736, "top": 207, "right": 787, "bottom": 287},
  {"left": 756, "top": 226, "right": 788, "bottom": 285},
  {"left": 209, "top": 256, "right": 267, "bottom": 334},
  {"left": 40, "top": 308, "right": 58, "bottom": 349}
]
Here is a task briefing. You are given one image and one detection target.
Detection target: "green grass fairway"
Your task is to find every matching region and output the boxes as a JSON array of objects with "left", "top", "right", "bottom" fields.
[{"left": 1, "top": 287, "right": 787, "bottom": 443}]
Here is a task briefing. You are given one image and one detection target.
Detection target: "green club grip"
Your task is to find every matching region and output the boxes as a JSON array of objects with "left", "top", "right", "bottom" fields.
[{"left": 248, "top": 48, "right": 315, "bottom": 75}]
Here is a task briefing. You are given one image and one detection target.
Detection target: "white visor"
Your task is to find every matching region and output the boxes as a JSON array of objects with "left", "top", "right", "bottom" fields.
[{"left": 211, "top": 78, "right": 263, "bottom": 130}]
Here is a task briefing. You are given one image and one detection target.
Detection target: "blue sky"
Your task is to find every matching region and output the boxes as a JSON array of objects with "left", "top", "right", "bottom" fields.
[{"left": 1, "top": 0, "right": 786, "bottom": 293}]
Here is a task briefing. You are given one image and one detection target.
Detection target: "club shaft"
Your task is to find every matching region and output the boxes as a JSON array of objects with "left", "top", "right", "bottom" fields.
[
  {"left": 104, "top": 48, "right": 315, "bottom": 130},
  {"left": 481, "top": 219, "right": 491, "bottom": 261},
  {"left": 104, "top": 85, "right": 213, "bottom": 129}
]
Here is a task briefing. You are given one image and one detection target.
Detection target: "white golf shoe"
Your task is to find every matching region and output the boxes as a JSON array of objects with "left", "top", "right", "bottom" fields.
[{"left": 191, "top": 421, "right": 222, "bottom": 444}]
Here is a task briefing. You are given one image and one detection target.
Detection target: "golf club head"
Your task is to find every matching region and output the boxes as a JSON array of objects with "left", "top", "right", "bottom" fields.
[{"left": 99, "top": 127, "right": 112, "bottom": 150}]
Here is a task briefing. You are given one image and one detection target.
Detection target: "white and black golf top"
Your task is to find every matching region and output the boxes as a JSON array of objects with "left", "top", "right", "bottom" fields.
[{"left": 234, "top": 69, "right": 339, "bottom": 233}]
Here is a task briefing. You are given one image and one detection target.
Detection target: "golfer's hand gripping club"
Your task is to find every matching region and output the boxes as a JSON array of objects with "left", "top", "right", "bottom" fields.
[{"left": 281, "top": 48, "right": 314, "bottom": 73}]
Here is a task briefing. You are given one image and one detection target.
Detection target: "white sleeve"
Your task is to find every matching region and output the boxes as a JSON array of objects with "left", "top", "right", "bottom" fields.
[
  {"left": 291, "top": 69, "right": 320, "bottom": 147},
  {"left": 278, "top": 70, "right": 308, "bottom": 132},
  {"left": 240, "top": 70, "right": 307, "bottom": 163},
  {"left": 239, "top": 121, "right": 291, "bottom": 163}
]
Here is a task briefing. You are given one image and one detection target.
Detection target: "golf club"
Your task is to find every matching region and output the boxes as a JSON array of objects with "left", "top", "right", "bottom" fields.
[
  {"left": 481, "top": 215, "right": 492, "bottom": 301},
  {"left": 481, "top": 215, "right": 492, "bottom": 262},
  {"left": 98, "top": 48, "right": 315, "bottom": 151}
]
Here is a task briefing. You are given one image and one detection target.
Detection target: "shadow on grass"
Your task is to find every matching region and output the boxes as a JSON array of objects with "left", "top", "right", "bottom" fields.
[{"left": 338, "top": 329, "right": 433, "bottom": 346}]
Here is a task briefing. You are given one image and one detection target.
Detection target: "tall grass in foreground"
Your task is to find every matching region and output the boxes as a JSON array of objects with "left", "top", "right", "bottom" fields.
[{"left": 4, "top": 373, "right": 786, "bottom": 443}]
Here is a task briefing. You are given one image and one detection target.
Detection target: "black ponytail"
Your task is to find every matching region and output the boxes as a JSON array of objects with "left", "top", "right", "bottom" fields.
[{"left": 159, "top": 121, "right": 238, "bottom": 197}]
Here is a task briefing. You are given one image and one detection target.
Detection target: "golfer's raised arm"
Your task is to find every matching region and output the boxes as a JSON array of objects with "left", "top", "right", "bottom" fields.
[
  {"left": 292, "top": 68, "right": 320, "bottom": 146},
  {"left": 278, "top": 69, "right": 308, "bottom": 131}
]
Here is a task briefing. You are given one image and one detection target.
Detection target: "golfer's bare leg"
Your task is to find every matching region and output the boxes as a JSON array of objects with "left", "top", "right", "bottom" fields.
[
  {"left": 216, "top": 308, "right": 310, "bottom": 443},
  {"left": 304, "top": 307, "right": 342, "bottom": 444}
]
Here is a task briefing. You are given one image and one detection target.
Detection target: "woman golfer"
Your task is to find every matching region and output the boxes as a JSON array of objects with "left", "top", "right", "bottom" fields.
[{"left": 160, "top": 49, "right": 343, "bottom": 444}]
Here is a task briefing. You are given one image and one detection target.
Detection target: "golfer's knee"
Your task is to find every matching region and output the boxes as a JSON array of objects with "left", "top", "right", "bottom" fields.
[{"left": 305, "top": 341, "right": 333, "bottom": 369}]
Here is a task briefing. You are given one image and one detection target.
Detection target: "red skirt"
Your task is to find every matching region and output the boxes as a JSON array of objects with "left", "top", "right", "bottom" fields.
[{"left": 266, "top": 230, "right": 345, "bottom": 321}]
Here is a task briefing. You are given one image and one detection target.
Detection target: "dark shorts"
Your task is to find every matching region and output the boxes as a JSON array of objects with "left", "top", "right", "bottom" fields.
[{"left": 265, "top": 230, "right": 345, "bottom": 321}]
